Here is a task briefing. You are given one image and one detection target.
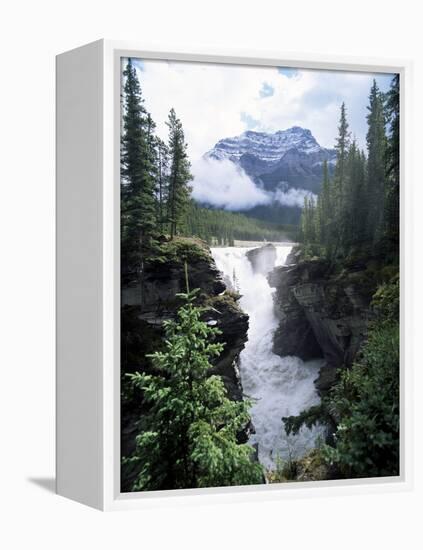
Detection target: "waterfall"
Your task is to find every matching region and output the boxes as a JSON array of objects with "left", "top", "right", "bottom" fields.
[{"left": 211, "top": 245, "right": 323, "bottom": 471}]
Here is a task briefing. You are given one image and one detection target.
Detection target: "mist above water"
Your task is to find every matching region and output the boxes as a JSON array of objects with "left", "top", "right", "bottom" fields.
[{"left": 211, "top": 244, "right": 323, "bottom": 470}]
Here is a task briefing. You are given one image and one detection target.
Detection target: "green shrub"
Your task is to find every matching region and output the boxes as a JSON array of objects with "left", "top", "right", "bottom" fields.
[
  {"left": 323, "top": 320, "right": 399, "bottom": 477},
  {"left": 323, "top": 277, "right": 400, "bottom": 478}
]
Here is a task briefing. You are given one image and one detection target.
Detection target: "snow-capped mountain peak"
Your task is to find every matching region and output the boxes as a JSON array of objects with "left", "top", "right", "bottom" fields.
[
  {"left": 206, "top": 126, "right": 330, "bottom": 164},
  {"left": 204, "top": 126, "right": 336, "bottom": 197}
]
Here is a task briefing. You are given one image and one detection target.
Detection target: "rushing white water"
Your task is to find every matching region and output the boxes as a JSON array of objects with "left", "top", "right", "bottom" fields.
[{"left": 211, "top": 245, "right": 323, "bottom": 471}]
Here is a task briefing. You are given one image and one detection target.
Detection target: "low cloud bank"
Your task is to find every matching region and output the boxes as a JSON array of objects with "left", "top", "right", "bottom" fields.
[
  {"left": 273, "top": 186, "right": 316, "bottom": 208},
  {"left": 191, "top": 158, "right": 315, "bottom": 211},
  {"left": 191, "top": 158, "right": 270, "bottom": 211}
]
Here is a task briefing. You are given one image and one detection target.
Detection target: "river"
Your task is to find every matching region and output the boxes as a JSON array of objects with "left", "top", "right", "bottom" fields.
[{"left": 211, "top": 244, "right": 323, "bottom": 471}]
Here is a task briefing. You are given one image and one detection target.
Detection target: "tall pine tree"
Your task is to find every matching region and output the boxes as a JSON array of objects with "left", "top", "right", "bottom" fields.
[
  {"left": 384, "top": 74, "right": 400, "bottom": 254},
  {"left": 155, "top": 137, "right": 170, "bottom": 234},
  {"left": 343, "top": 140, "right": 367, "bottom": 250},
  {"left": 166, "top": 108, "right": 193, "bottom": 239},
  {"left": 319, "top": 159, "right": 333, "bottom": 254},
  {"left": 334, "top": 102, "right": 351, "bottom": 190},
  {"left": 333, "top": 102, "right": 351, "bottom": 255},
  {"left": 366, "top": 79, "right": 387, "bottom": 244},
  {"left": 124, "top": 283, "right": 263, "bottom": 490},
  {"left": 121, "top": 59, "right": 157, "bottom": 275}
]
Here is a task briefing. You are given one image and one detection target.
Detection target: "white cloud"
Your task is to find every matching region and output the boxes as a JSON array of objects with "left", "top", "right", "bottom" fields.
[
  {"left": 191, "top": 158, "right": 316, "bottom": 211},
  {"left": 131, "top": 59, "right": 395, "bottom": 160},
  {"left": 273, "top": 187, "right": 316, "bottom": 208},
  {"left": 191, "top": 158, "right": 270, "bottom": 211}
]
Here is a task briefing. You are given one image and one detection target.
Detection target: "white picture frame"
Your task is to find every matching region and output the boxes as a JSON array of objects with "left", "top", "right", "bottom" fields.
[{"left": 56, "top": 39, "right": 413, "bottom": 510}]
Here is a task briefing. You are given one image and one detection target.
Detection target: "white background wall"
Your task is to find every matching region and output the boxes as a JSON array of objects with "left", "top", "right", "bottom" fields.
[{"left": 0, "top": 0, "right": 421, "bottom": 547}]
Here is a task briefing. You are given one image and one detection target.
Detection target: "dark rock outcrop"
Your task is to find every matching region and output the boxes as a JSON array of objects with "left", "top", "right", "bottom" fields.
[
  {"left": 268, "top": 255, "right": 374, "bottom": 394},
  {"left": 246, "top": 243, "right": 277, "bottom": 275},
  {"left": 204, "top": 293, "right": 249, "bottom": 401},
  {"left": 285, "top": 245, "right": 302, "bottom": 266},
  {"left": 121, "top": 237, "right": 249, "bottom": 400},
  {"left": 122, "top": 247, "right": 225, "bottom": 324},
  {"left": 268, "top": 260, "right": 323, "bottom": 362}
]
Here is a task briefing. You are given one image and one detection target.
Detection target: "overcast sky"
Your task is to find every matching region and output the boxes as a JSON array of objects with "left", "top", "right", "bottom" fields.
[{"left": 129, "top": 58, "right": 395, "bottom": 161}]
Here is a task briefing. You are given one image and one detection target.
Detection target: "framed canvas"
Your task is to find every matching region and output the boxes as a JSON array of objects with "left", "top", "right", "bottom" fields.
[{"left": 56, "top": 40, "right": 413, "bottom": 510}]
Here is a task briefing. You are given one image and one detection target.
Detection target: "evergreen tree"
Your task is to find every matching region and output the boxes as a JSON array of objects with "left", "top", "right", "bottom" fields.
[
  {"left": 321, "top": 159, "right": 331, "bottom": 206},
  {"left": 166, "top": 108, "right": 193, "bottom": 239},
  {"left": 343, "top": 140, "right": 367, "bottom": 250},
  {"left": 319, "top": 160, "right": 333, "bottom": 252},
  {"left": 334, "top": 102, "right": 351, "bottom": 191},
  {"left": 155, "top": 137, "right": 170, "bottom": 234},
  {"left": 299, "top": 104, "right": 373, "bottom": 258},
  {"left": 124, "top": 278, "right": 263, "bottom": 490},
  {"left": 301, "top": 195, "right": 317, "bottom": 250},
  {"left": 322, "top": 278, "right": 399, "bottom": 478},
  {"left": 366, "top": 79, "right": 387, "bottom": 244},
  {"left": 333, "top": 102, "right": 351, "bottom": 254},
  {"left": 384, "top": 74, "right": 400, "bottom": 253},
  {"left": 121, "top": 59, "right": 157, "bottom": 272},
  {"left": 314, "top": 194, "right": 323, "bottom": 246}
]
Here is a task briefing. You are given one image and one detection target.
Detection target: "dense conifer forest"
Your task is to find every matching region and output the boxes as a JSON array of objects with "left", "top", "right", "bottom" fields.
[
  {"left": 181, "top": 201, "right": 297, "bottom": 245},
  {"left": 299, "top": 77, "right": 399, "bottom": 262},
  {"left": 285, "top": 75, "right": 400, "bottom": 479}
]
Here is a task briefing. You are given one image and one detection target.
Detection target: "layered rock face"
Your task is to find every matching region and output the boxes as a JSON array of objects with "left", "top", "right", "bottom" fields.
[
  {"left": 121, "top": 237, "right": 249, "bottom": 400},
  {"left": 268, "top": 254, "right": 373, "bottom": 394},
  {"left": 122, "top": 246, "right": 226, "bottom": 324}
]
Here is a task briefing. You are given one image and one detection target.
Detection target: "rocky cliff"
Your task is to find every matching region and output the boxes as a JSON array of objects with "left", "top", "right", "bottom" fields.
[
  {"left": 121, "top": 237, "right": 250, "bottom": 479},
  {"left": 122, "top": 236, "right": 249, "bottom": 398},
  {"left": 268, "top": 249, "right": 375, "bottom": 394},
  {"left": 121, "top": 237, "right": 252, "bottom": 491}
]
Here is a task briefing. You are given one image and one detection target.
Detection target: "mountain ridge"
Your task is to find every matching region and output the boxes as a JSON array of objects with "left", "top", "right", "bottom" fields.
[{"left": 206, "top": 126, "right": 336, "bottom": 195}]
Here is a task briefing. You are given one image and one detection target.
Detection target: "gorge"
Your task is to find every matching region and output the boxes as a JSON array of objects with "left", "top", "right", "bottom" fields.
[
  {"left": 121, "top": 237, "right": 378, "bottom": 484},
  {"left": 211, "top": 244, "right": 324, "bottom": 470},
  {"left": 121, "top": 235, "right": 387, "bottom": 488}
]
